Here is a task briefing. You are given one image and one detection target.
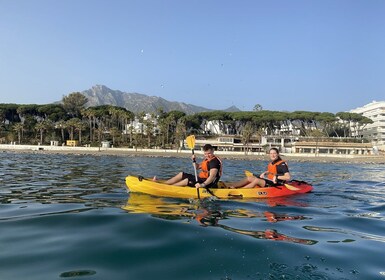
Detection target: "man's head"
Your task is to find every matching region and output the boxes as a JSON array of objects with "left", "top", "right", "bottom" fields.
[
  {"left": 203, "top": 144, "right": 214, "bottom": 151},
  {"left": 203, "top": 144, "right": 215, "bottom": 158}
]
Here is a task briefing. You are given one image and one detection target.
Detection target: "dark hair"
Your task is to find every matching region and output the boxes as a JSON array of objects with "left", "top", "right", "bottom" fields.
[
  {"left": 269, "top": 147, "right": 282, "bottom": 161},
  {"left": 269, "top": 147, "right": 280, "bottom": 154},
  {"left": 203, "top": 144, "right": 214, "bottom": 151}
]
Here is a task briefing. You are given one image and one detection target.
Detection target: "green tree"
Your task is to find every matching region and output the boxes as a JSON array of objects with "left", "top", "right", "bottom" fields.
[
  {"left": 62, "top": 92, "right": 88, "bottom": 118},
  {"left": 38, "top": 104, "right": 67, "bottom": 122},
  {"left": 66, "top": 118, "right": 82, "bottom": 140},
  {"left": 109, "top": 127, "right": 121, "bottom": 146},
  {"left": 198, "top": 111, "right": 232, "bottom": 135},
  {"left": 336, "top": 112, "right": 372, "bottom": 137},
  {"left": 175, "top": 118, "right": 187, "bottom": 150},
  {"left": 157, "top": 117, "right": 168, "bottom": 148},
  {"left": 74, "top": 119, "right": 87, "bottom": 145},
  {"left": 253, "top": 104, "right": 263, "bottom": 111},
  {"left": 0, "top": 108, "right": 6, "bottom": 124},
  {"left": 288, "top": 111, "right": 320, "bottom": 136},
  {"left": 81, "top": 107, "right": 96, "bottom": 143},
  {"left": 143, "top": 116, "right": 155, "bottom": 148},
  {"left": 13, "top": 123, "right": 24, "bottom": 144},
  {"left": 35, "top": 120, "right": 53, "bottom": 144},
  {"left": 56, "top": 120, "right": 67, "bottom": 142},
  {"left": 241, "top": 121, "right": 254, "bottom": 154},
  {"left": 314, "top": 112, "right": 337, "bottom": 137},
  {"left": 0, "top": 104, "right": 22, "bottom": 124}
]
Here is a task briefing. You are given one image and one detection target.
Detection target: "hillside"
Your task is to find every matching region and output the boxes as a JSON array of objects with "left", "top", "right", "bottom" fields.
[{"left": 81, "top": 85, "right": 240, "bottom": 114}]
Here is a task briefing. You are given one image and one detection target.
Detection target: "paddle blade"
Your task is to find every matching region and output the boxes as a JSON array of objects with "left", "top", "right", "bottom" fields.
[
  {"left": 244, "top": 170, "right": 254, "bottom": 177},
  {"left": 186, "top": 135, "right": 196, "bottom": 150},
  {"left": 284, "top": 184, "right": 301, "bottom": 191}
]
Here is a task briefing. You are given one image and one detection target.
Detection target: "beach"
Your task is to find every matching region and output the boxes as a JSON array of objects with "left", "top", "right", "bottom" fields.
[{"left": 1, "top": 144, "right": 384, "bottom": 164}]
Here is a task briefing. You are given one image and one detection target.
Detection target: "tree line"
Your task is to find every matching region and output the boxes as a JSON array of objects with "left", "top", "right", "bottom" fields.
[{"left": 0, "top": 92, "right": 373, "bottom": 149}]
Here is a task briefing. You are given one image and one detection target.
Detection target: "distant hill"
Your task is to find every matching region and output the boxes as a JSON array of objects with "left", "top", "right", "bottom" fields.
[
  {"left": 222, "top": 105, "right": 241, "bottom": 112},
  {"left": 80, "top": 85, "right": 240, "bottom": 114}
]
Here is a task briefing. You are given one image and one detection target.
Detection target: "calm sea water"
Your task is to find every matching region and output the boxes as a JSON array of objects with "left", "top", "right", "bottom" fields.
[{"left": 1, "top": 151, "right": 385, "bottom": 280}]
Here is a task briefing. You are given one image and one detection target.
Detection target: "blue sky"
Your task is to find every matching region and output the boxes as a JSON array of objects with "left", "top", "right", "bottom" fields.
[{"left": 1, "top": 0, "right": 384, "bottom": 113}]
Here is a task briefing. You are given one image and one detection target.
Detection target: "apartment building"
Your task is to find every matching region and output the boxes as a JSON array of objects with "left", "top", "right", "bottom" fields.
[
  {"left": 350, "top": 101, "right": 385, "bottom": 151},
  {"left": 124, "top": 113, "right": 158, "bottom": 135}
]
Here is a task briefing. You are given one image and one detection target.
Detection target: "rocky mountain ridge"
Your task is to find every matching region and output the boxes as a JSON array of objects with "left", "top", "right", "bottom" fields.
[{"left": 81, "top": 85, "right": 240, "bottom": 114}]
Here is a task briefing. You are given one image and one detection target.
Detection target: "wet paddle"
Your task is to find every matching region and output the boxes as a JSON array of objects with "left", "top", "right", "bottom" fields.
[
  {"left": 244, "top": 170, "right": 300, "bottom": 191},
  {"left": 186, "top": 135, "right": 200, "bottom": 199}
]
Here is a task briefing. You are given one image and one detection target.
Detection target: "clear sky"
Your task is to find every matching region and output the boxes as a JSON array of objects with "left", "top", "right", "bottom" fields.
[{"left": 1, "top": 0, "right": 384, "bottom": 113}]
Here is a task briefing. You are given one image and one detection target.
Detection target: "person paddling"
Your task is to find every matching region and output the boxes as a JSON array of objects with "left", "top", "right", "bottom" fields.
[
  {"left": 159, "top": 144, "right": 222, "bottom": 189},
  {"left": 230, "top": 147, "right": 291, "bottom": 189}
]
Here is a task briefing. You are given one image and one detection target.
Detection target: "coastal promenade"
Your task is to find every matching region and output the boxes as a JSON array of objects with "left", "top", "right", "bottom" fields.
[{"left": 1, "top": 144, "right": 384, "bottom": 164}]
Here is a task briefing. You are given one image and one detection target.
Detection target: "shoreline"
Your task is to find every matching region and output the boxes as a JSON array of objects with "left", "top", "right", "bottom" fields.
[{"left": 1, "top": 144, "right": 384, "bottom": 164}]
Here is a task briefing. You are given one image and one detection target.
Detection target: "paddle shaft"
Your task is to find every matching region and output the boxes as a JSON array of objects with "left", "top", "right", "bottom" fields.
[
  {"left": 244, "top": 170, "right": 300, "bottom": 191},
  {"left": 191, "top": 149, "right": 200, "bottom": 199}
]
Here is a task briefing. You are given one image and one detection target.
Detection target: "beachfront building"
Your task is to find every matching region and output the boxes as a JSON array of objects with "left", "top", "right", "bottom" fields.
[
  {"left": 187, "top": 135, "right": 375, "bottom": 156},
  {"left": 202, "top": 119, "right": 302, "bottom": 137},
  {"left": 123, "top": 113, "right": 158, "bottom": 135},
  {"left": 350, "top": 101, "right": 385, "bottom": 151},
  {"left": 291, "top": 140, "right": 373, "bottom": 155},
  {"left": 203, "top": 120, "right": 234, "bottom": 135}
]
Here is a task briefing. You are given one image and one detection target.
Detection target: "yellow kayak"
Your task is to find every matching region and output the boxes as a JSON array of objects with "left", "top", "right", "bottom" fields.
[{"left": 125, "top": 175, "right": 313, "bottom": 199}]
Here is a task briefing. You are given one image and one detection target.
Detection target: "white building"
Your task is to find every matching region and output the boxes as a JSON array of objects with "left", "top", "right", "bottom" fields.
[
  {"left": 124, "top": 113, "right": 158, "bottom": 135},
  {"left": 203, "top": 120, "right": 233, "bottom": 135},
  {"left": 350, "top": 101, "right": 385, "bottom": 151}
]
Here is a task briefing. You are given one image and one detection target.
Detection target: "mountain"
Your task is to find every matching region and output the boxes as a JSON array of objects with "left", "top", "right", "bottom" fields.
[
  {"left": 80, "top": 85, "right": 240, "bottom": 114},
  {"left": 222, "top": 105, "right": 241, "bottom": 112}
]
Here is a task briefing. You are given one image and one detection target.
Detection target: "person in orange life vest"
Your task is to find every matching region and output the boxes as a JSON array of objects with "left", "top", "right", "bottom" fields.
[
  {"left": 230, "top": 147, "right": 290, "bottom": 189},
  {"left": 163, "top": 144, "right": 222, "bottom": 188}
]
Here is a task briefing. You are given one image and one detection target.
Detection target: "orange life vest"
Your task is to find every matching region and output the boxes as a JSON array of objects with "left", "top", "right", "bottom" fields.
[
  {"left": 199, "top": 155, "right": 222, "bottom": 179},
  {"left": 266, "top": 159, "right": 287, "bottom": 180}
]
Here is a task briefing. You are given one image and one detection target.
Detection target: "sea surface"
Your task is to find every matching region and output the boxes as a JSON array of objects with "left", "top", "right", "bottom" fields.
[{"left": 1, "top": 151, "right": 385, "bottom": 280}]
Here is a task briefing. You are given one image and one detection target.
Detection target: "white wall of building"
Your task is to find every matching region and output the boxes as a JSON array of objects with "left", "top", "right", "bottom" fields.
[{"left": 350, "top": 100, "right": 385, "bottom": 150}]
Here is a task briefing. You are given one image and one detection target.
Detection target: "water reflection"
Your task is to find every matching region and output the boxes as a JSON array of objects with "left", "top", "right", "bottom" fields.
[
  {"left": 60, "top": 270, "right": 97, "bottom": 278},
  {"left": 304, "top": 225, "right": 385, "bottom": 243},
  {"left": 123, "top": 193, "right": 194, "bottom": 219},
  {"left": 123, "top": 193, "right": 316, "bottom": 245},
  {"left": 219, "top": 225, "right": 317, "bottom": 245},
  {"left": 254, "top": 196, "right": 311, "bottom": 208}
]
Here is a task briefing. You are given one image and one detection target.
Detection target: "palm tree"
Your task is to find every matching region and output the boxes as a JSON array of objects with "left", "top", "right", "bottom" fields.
[
  {"left": 135, "top": 112, "right": 146, "bottom": 148},
  {"left": 175, "top": 118, "right": 187, "bottom": 151},
  {"left": 94, "top": 126, "right": 104, "bottom": 149},
  {"left": 66, "top": 118, "right": 81, "bottom": 141},
  {"left": 13, "top": 123, "right": 24, "bottom": 144},
  {"left": 82, "top": 108, "right": 96, "bottom": 143},
  {"left": 121, "top": 110, "right": 134, "bottom": 145},
  {"left": 157, "top": 117, "right": 168, "bottom": 148},
  {"left": 35, "top": 121, "right": 49, "bottom": 144},
  {"left": 74, "top": 120, "right": 87, "bottom": 145},
  {"left": 241, "top": 121, "right": 254, "bottom": 155},
  {"left": 56, "top": 120, "right": 67, "bottom": 143},
  {"left": 143, "top": 118, "right": 155, "bottom": 148},
  {"left": 109, "top": 127, "right": 121, "bottom": 146},
  {"left": 0, "top": 108, "right": 6, "bottom": 125}
]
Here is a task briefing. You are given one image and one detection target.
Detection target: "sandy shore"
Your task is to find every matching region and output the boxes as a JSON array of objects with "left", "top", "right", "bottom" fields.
[{"left": 1, "top": 144, "right": 384, "bottom": 164}]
